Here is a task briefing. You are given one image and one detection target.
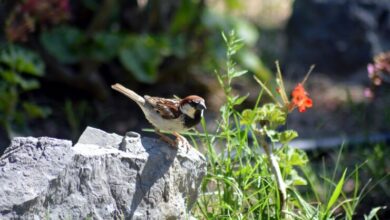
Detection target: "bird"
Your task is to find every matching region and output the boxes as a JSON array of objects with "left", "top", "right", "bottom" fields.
[{"left": 111, "top": 83, "right": 206, "bottom": 147}]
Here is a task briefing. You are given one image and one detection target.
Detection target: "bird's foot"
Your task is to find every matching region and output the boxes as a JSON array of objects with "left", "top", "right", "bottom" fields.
[
  {"left": 173, "top": 132, "right": 191, "bottom": 152},
  {"left": 156, "top": 130, "right": 177, "bottom": 148}
]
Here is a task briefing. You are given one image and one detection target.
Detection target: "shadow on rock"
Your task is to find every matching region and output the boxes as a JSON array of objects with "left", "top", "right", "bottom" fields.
[{"left": 129, "top": 138, "right": 178, "bottom": 219}]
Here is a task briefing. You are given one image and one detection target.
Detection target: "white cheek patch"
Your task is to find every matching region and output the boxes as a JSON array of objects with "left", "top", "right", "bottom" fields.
[{"left": 180, "top": 104, "right": 196, "bottom": 119}]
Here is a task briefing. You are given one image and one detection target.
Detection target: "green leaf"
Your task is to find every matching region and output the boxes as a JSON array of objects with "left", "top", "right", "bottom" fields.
[
  {"left": 119, "top": 36, "right": 164, "bottom": 83},
  {"left": 170, "top": 0, "right": 197, "bottom": 33},
  {"left": 279, "top": 130, "right": 298, "bottom": 144},
  {"left": 18, "top": 79, "right": 40, "bottom": 91},
  {"left": 255, "top": 103, "right": 286, "bottom": 127},
  {"left": 41, "top": 26, "right": 123, "bottom": 63},
  {"left": 289, "top": 148, "right": 308, "bottom": 166},
  {"left": 0, "top": 70, "right": 40, "bottom": 90},
  {"left": 241, "top": 104, "right": 287, "bottom": 129},
  {"left": 0, "top": 70, "right": 20, "bottom": 84},
  {"left": 221, "top": 32, "right": 228, "bottom": 44},
  {"left": 278, "top": 147, "right": 308, "bottom": 175},
  {"left": 265, "top": 128, "right": 279, "bottom": 142},
  {"left": 0, "top": 88, "right": 17, "bottom": 116},
  {"left": 89, "top": 32, "right": 122, "bottom": 61},
  {"left": 232, "top": 94, "right": 248, "bottom": 106},
  {"left": 287, "top": 169, "right": 307, "bottom": 186},
  {"left": 40, "top": 26, "right": 83, "bottom": 64},
  {"left": 0, "top": 45, "right": 44, "bottom": 76},
  {"left": 266, "top": 130, "right": 296, "bottom": 144},
  {"left": 22, "top": 102, "right": 51, "bottom": 119},
  {"left": 364, "top": 206, "right": 386, "bottom": 220},
  {"left": 230, "top": 70, "right": 248, "bottom": 79},
  {"left": 290, "top": 189, "right": 318, "bottom": 218},
  {"left": 326, "top": 169, "right": 347, "bottom": 214},
  {"left": 240, "top": 109, "right": 256, "bottom": 125}
]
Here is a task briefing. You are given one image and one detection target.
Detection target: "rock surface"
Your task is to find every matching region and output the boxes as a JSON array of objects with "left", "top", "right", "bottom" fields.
[
  {"left": 0, "top": 127, "right": 206, "bottom": 220},
  {"left": 285, "top": 0, "right": 390, "bottom": 74}
]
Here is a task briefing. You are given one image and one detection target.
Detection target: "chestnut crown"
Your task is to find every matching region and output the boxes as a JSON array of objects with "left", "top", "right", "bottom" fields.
[{"left": 179, "top": 95, "right": 206, "bottom": 118}]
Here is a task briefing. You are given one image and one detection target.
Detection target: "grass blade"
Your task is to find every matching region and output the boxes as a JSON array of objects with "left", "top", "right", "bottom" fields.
[{"left": 326, "top": 169, "right": 347, "bottom": 214}]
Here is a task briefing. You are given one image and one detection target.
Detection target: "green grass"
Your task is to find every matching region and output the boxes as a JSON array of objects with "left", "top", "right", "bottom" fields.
[{"left": 185, "top": 31, "right": 386, "bottom": 220}]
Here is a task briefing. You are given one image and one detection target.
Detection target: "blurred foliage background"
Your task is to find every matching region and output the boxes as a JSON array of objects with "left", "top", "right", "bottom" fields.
[
  {"left": 0, "top": 0, "right": 389, "bottom": 218},
  {"left": 1, "top": 0, "right": 292, "bottom": 145},
  {"left": 2, "top": 0, "right": 389, "bottom": 145}
]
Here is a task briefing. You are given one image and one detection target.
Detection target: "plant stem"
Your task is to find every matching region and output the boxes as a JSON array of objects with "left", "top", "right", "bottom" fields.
[{"left": 261, "top": 137, "right": 287, "bottom": 218}]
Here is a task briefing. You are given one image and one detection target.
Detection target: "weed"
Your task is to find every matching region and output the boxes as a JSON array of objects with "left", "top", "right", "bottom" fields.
[
  {"left": 189, "top": 32, "right": 369, "bottom": 220},
  {"left": 0, "top": 44, "right": 50, "bottom": 138}
]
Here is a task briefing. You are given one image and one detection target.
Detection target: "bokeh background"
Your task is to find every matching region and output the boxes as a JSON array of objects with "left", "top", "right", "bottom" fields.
[{"left": 1, "top": 0, "right": 389, "bottom": 218}]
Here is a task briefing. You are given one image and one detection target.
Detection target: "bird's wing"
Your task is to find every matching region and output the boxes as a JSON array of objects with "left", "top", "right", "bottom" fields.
[{"left": 144, "top": 96, "right": 181, "bottom": 119}]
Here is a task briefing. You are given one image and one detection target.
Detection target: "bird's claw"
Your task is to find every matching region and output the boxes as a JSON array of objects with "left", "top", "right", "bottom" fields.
[
  {"left": 155, "top": 130, "right": 191, "bottom": 152},
  {"left": 174, "top": 135, "right": 191, "bottom": 152},
  {"left": 160, "top": 136, "right": 177, "bottom": 148},
  {"left": 155, "top": 130, "right": 177, "bottom": 148}
]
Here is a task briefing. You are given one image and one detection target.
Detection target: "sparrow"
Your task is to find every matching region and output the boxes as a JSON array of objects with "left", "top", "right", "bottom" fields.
[{"left": 111, "top": 83, "right": 206, "bottom": 147}]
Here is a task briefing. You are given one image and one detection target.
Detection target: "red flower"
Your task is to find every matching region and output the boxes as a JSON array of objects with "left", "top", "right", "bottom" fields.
[{"left": 289, "top": 83, "right": 312, "bottom": 112}]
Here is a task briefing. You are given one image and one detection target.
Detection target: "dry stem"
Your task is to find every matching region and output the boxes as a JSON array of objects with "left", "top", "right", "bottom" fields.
[{"left": 259, "top": 136, "right": 287, "bottom": 217}]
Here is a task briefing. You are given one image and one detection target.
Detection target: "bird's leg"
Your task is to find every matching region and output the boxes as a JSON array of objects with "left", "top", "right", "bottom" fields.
[
  {"left": 173, "top": 132, "right": 190, "bottom": 151},
  {"left": 155, "top": 129, "right": 177, "bottom": 148}
]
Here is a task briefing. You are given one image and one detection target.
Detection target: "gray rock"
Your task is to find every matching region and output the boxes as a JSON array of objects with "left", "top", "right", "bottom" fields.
[
  {"left": 77, "top": 126, "right": 123, "bottom": 149},
  {"left": 0, "top": 127, "right": 206, "bottom": 220},
  {"left": 285, "top": 0, "right": 390, "bottom": 75}
]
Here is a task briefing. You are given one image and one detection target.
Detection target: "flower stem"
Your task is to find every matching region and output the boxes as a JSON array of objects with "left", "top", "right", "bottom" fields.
[{"left": 260, "top": 137, "right": 287, "bottom": 217}]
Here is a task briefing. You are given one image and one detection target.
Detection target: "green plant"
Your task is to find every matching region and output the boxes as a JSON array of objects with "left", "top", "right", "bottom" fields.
[
  {"left": 64, "top": 100, "right": 91, "bottom": 140},
  {"left": 5, "top": 0, "right": 272, "bottom": 101},
  {"left": 0, "top": 44, "right": 49, "bottom": 138},
  {"left": 189, "top": 31, "right": 366, "bottom": 219},
  {"left": 365, "top": 144, "right": 390, "bottom": 195}
]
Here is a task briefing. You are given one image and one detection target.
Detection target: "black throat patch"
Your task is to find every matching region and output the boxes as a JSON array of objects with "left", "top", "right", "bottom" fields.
[{"left": 183, "top": 110, "right": 202, "bottom": 128}]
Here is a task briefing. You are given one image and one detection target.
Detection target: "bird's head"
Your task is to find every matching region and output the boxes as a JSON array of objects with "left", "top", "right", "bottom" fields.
[{"left": 179, "top": 95, "right": 206, "bottom": 119}]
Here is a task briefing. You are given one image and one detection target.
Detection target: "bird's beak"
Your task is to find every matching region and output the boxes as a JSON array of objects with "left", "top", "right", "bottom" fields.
[{"left": 197, "top": 102, "right": 206, "bottom": 110}]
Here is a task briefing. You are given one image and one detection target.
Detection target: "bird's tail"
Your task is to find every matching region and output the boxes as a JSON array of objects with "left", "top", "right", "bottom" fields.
[{"left": 111, "top": 83, "right": 145, "bottom": 105}]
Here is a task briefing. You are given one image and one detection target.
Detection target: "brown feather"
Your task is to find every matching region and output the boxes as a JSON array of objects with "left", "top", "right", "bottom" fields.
[{"left": 144, "top": 96, "right": 181, "bottom": 119}]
